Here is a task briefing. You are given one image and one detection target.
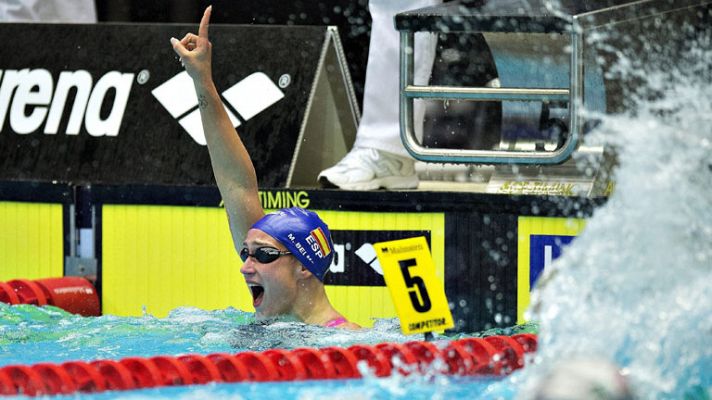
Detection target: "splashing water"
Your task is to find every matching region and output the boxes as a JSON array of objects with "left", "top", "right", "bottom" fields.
[{"left": 518, "top": 11, "right": 712, "bottom": 399}]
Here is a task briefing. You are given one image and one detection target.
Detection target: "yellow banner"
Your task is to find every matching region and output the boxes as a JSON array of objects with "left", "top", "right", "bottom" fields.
[
  {"left": 0, "top": 202, "right": 63, "bottom": 281},
  {"left": 375, "top": 236, "right": 453, "bottom": 335}
]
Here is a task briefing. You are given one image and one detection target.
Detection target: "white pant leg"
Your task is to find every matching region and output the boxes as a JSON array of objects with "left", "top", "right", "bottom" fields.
[
  {"left": 0, "top": 0, "right": 97, "bottom": 23},
  {"left": 353, "top": 0, "right": 441, "bottom": 157}
]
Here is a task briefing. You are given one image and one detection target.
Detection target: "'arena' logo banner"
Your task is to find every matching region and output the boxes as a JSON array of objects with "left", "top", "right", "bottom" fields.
[
  {"left": 0, "top": 23, "right": 327, "bottom": 186},
  {"left": 0, "top": 69, "right": 134, "bottom": 137}
]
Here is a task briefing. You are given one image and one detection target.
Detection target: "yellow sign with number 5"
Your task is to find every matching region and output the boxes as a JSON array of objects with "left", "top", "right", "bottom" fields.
[{"left": 374, "top": 236, "right": 454, "bottom": 335}]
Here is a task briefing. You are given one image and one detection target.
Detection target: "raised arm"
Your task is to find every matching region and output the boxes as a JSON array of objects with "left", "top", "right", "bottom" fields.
[{"left": 170, "top": 6, "right": 264, "bottom": 247}]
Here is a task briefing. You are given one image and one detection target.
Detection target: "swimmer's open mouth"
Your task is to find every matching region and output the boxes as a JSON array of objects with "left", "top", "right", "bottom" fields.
[{"left": 249, "top": 285, "right": 264, "bottom": 308}]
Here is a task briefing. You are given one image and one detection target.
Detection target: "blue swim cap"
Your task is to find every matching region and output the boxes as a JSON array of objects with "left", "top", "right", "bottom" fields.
[{"left": 250, "top": 208, "right": 334, "bottom": 281}]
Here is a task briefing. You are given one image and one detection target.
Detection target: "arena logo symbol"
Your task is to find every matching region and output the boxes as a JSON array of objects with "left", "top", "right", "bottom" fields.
[
  {"left": 152, "top": 71, "right": 284, "bottom": 145},
  {"left": 0, "top": 68, "right": 134, "bottom": 136},
  {"left": 330, "top": 241, "right": 384, "bottom": 275}
]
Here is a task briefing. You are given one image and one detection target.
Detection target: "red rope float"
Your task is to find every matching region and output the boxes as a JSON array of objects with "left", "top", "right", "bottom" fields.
[
  {"left": 0, "top": 334, "right": 537, "bottom": 397},
  {"left": 0, "top": 278, "right": 100, "bottom": 317}
]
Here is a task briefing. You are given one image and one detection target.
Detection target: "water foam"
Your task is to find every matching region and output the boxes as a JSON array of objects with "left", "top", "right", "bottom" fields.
[{"left": 520, "top": 15, "right": 712, "bottom": 398}]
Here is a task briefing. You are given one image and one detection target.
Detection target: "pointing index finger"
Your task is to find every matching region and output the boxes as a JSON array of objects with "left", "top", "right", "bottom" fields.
[{"left": 199, "top": 5, "right": 211, "bottom": 39}]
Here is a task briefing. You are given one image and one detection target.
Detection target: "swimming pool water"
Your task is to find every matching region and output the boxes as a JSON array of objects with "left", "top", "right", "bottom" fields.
[{"left": 0, "top": 304, "right": 519, "bottom": 399}]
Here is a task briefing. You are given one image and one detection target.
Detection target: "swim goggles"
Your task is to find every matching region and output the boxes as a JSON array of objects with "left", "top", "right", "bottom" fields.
[{"left": 239, "top": 247, "right": 292, "bottom": 264}]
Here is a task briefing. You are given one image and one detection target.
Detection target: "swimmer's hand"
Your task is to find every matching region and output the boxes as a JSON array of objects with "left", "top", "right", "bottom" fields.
[{"left": 170, "top": 6, "right": 213, "bottom": 84}]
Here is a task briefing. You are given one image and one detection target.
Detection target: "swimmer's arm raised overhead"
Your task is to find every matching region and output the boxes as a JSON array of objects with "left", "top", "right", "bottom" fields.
[{"left": 170, "top": 6, "right": 264, "bottom": 244}]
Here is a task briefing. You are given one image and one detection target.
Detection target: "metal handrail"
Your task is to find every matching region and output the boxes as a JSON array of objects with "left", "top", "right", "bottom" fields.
[
  {"left": 399, "top": 28, "right": 584, "bottom": 164},
  {"left": 404, "top": 85, "right": 570, "bottom": 102}
]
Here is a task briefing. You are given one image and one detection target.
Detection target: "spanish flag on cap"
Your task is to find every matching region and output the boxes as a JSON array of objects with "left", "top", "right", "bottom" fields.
[{"left": 310, "top": 227, "right": 332, "bottom": 257}]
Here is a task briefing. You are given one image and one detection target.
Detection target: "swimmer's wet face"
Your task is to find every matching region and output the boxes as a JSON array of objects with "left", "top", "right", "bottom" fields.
[{"left": 240, "top": 228, "right": 302, "bottom": 319}]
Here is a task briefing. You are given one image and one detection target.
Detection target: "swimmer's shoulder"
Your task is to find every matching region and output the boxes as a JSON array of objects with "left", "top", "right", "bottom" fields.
[
  {"left": 324, "top": 316, "right": 361, "bottom": 330},
  {"left": 337, "top": 321, "right": 362, "bottom": 330}
]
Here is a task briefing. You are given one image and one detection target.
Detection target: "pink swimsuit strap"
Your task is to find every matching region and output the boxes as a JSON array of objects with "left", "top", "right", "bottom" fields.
[{"left": 324, "top": 317, "right": 348, "bottom": 328}]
